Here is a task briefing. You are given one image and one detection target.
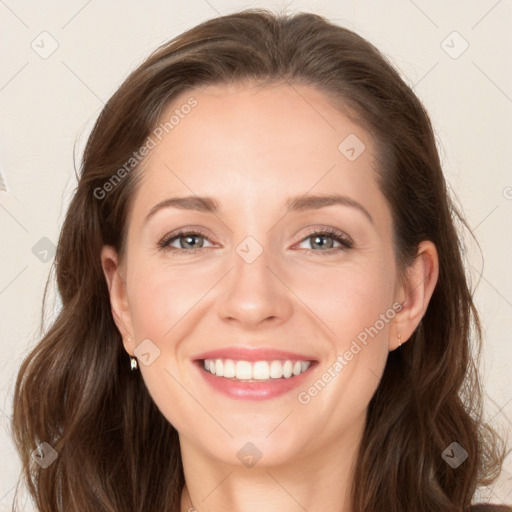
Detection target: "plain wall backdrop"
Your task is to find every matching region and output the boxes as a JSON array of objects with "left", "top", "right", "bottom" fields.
[{"left": 0, "top": 0, "right": 511, "bottom": 509}]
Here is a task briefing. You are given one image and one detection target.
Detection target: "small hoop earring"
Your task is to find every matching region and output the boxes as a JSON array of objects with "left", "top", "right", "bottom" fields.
[{"left": 130, "top": 356, "right": 138, "bottom": 371}]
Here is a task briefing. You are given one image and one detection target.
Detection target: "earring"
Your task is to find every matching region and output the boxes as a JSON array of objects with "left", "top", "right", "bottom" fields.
[
  {"left": 130, "top": 356, "right": 138, "bottom": 371},
  {"left": 398, "top": 332, "right": 402, "bottom": 348}
]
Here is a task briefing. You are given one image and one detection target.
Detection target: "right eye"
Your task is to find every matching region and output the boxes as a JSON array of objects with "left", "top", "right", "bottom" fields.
[{"left": 158, "top": 229, "right": 215, "bottom": 254}]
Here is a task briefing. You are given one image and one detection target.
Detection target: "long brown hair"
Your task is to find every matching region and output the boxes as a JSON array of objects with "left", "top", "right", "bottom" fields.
[{"left": 11, "top": 9, "right": 510, "bottom": 512}]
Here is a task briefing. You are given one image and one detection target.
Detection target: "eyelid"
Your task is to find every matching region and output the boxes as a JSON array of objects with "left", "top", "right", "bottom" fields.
[
  {"left": 294, "top": 225, "right": 353, "bottom": 247},
  {"left": 157, "top": 225, "right": 354, "bottom": 254},
  {"left": 157, "top": 227, "right": 215, "bottom": 251}
]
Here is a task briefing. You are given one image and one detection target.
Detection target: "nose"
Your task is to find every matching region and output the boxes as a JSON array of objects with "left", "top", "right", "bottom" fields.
[{"left": 217, "top": 239, "right": 293, "bottom": 329}]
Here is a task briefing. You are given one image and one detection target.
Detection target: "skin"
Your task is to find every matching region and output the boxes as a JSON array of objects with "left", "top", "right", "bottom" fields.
[{"left": 101, "top": 81, "right": 439, "bottom": 512}]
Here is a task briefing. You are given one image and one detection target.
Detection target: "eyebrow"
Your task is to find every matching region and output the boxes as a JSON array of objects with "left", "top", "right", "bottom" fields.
[{"left": 145, "top": 193, "right": 373, "bottom": 224}]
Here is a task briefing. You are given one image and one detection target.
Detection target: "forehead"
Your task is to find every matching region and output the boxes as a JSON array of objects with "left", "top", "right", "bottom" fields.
[
  {"left": 156, "top": 81, "right": 364, "bottom": 163},
  {"left": 129, "top": 81, "right": 387, "bottom": 226}
]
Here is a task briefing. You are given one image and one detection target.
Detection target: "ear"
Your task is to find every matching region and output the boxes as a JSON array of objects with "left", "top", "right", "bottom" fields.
[
  {"left": 390, "top": 240, "right": 439, "bottom": 350},
  {"left": 100, "top": 245, "right": 136, "bottom": 357}
]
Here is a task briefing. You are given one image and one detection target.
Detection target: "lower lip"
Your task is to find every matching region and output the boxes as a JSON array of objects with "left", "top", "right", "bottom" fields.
[{"left": 194, "top": 360, "right": 317, "bottom": 401}]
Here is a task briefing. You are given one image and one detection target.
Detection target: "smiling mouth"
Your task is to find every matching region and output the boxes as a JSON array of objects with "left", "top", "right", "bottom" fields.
[{"left": 197, "top": 358, "right": 317, "bottom": 382}]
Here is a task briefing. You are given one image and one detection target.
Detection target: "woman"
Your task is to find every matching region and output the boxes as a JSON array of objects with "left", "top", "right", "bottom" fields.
[{"left": 11, "top": 8, "right": 510, "bottom": 512}]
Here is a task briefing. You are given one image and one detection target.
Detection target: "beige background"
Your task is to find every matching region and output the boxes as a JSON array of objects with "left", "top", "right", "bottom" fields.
[{"left": 0, "top": 0, "right": 511, "bottom": 509}]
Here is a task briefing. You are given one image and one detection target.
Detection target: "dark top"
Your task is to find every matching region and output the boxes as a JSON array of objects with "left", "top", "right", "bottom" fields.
[{"left": 470, "top": 505, "right": 512, "bottom": 511}]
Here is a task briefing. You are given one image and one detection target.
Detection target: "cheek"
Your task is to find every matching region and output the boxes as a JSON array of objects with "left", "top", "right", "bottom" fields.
[
  {"left": 126, "top": 249, "right": 396, "bottom": 351},
  {"left": 123, "top": 250, "right": 396, "bottom": 445},
  {"left": 124, "top": 261, "right": 219, "bottom": 432},
  {"left": 290, "top": 263, "right": 394, "bottom": 437},
  {"left": 287, "top": 257, "right": 395, "bottom": 343},
  {"left": 126, "top": 259, "right": 217, "bottom": 342}
]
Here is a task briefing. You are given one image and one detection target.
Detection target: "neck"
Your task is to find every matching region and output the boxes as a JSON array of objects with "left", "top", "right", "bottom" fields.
[{"left": 179, "top": 415, "right": 364, "bottom": 512}]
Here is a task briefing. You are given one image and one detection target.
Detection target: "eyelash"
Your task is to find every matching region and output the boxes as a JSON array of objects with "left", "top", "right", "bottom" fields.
[{"left": 157, "top": 227, "right": 354, "bottom": 256}]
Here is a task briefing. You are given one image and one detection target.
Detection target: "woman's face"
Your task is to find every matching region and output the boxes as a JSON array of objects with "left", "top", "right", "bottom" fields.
[{"left": 104, "top": 81, "right": 407, "bottom": 466}]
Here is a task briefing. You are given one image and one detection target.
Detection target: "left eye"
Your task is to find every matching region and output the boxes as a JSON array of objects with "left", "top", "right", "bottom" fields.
[{"left": 295, "top": 229, "right": 353, "bottom": 254}]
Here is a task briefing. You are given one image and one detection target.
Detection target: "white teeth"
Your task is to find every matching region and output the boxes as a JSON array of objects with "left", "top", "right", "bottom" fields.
[
  {"left": 282, "top": 360, "right": 293, "bottom": 378},
  {"left": 202, "top": 358, "right": 312, "bottom": 381},
  {"left": 235, "top": 361, "right": 252, "bottom": 380},
  {"left": 252, "top": 361, "right": 269, "bottom": 380},
  {"left": 269, "top": 360, "right": 283, "bottom": 378},
  {"left": 223, "top": 359, "right": 236, "bottom": 378}
]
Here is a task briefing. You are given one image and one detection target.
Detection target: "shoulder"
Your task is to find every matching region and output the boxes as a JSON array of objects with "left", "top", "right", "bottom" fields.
[{"left": 469, "top": 504, "right": 512, "bottom": 511}]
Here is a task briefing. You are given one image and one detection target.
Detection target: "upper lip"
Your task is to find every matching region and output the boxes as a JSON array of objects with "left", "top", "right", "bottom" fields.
[{"left": 193, "top": 346, "right": 317, "bottom": 362}]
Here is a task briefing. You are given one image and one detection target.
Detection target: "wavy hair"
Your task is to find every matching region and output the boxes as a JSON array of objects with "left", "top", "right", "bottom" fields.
[{"left": 11, "top": 8, "right": 510, "bottom": 512}]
